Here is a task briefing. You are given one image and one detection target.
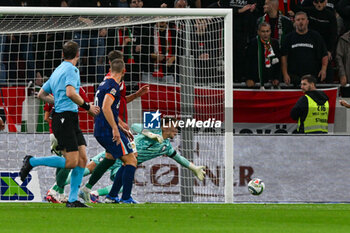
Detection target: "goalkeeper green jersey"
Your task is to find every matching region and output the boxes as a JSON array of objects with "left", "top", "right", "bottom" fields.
[{"left": 90, "top": 123, "right": 176, "bottom": 179}]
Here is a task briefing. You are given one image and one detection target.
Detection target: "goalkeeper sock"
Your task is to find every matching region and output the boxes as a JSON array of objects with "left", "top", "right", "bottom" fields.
[
  {"left": 52, "top": 184, "right": 59, "bottom": 192},
  {"left": 86, "top": 158, "right": 115, "bottom": 189},
  {"left": 121, "top": 165, "right": 136, "bottom": 200},
  {"left": 108, "top": 166, "right": 125, "bottom": 197},
  {"left": 65, "top": 167, "right": 89, "bottom": 185},
  {"left": 56, "top": 168, "right": 71, "bottom": 193},
  {"left": 68, "top": 166, "right": 84, "bottom": 203},
  {"left": 97, "top": 185, "right": 112, "bottom": 196},
  {"left": 29, "top": 156, "right": 66, "bottom": 168}
]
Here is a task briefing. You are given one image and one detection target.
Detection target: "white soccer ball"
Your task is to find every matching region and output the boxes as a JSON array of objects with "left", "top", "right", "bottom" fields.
[{"left": 248, "top": 178, "right": 265, "bottom": 196}]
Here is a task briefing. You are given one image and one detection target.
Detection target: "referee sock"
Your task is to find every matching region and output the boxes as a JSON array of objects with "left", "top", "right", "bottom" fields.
[
  {"left": 65, "top": 167, "right": 90, "bottom": 185},
  {"left": 29, "top": 156, "right": 66, "bottom": 168},
  {"left": 108, "top": 166, "right": 125, "bottom": 197},
  {"left": 68, "top": 166, "right": 85, "bottom": 203},
  {"left": 86, "top": 158, "right": 115, "bottom": 189},
  {"left": 121, "top": 165, "right": 136, "bottom": 200}
]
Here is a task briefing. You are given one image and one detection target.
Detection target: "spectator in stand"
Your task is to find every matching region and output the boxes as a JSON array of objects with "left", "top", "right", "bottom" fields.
[
  {"left": 143, "top": 21, "right": 176, "bottom": 83},
  {"left": 257, "top": 0, "right": 293, "bottom": 47},
  {"left": 281, "top": 0, "right": 301, "bottom": 18},
  {"left": 35, "top": 1, "right": 70, "bottom": 80},
  {"left": 6, "top": 34, "right": 35, "bottom": 84},
  {"left": 110, "top": 0, "right": 129, "bottom": 7},
  {"left": 303, "top": 0, "right": 337, "bottom": 83},
  {"left": 47, "top": 0, "right": 68, "bottom": 7},
  {"left": 232, "top": 0, "right": 258, "bottom": 83},
  {"left": 191, "top": 19, "right": 221, "bottom": 84},
  {"left": 336, "top": 0, "right": 350, "bottom": 33},
  {"left": 303, "top": 0, "right": 339, "bottom": 11},
  {"left": 69, "top": 0, "right": 107, "bottom": 83},
  {"left": 207, "top": 0, "right": 230, "bottom": 7},
  {"left": 156, "top": 0, "right": 200, "bottom": 8},
  {"left": 336, "top": 30, "right": 350, "bottom": 86},
  {"left": 281, "top": 11, "right": 328, "bottom": 86},
  {"left": 0, "top": 0, "right": 17, "bottom": 5},
  {"left": 112, "top": 0, "right": 144, "bottom": 91},
  {"left": 174, "top": 0, "right": 188, "bottom": 7},
  {"left": 245, "top": 22, "right": 281, "bottom": 89}
]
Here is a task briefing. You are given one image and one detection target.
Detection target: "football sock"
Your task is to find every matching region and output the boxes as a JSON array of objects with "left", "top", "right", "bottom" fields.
[
  {"left": 97, "top": 185, "right": 112, "bottom": 196},
  {"left": 52, "top": 184, "right": 59, "bottom": 192},
  {"left": 108, "top": 166, "right": 125, "bottom": 197},
  {"left": 86, "top": 158, "right": 115, "bottom": 189},
  {"left": 56, "top": 168, "right": 71, "bottom": 193},
  {"left": 121, "top": 165, "right": 136, "bottom": 200},
  {"left": 29, "top": 156, "right": 66, "bottom": 168},
  {"left": 68, "top": 166, "right": 85, "bottom": 203},
  {"left": 65, "top": 167, "right": 90, "bottom": 185},
  {"left": 97, "top": 185, "right": 123, "bottom": 196}
]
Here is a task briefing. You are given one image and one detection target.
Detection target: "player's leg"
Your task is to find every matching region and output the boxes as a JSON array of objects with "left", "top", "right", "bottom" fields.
[
  {"left": 84, "top": 152, "right": 115, "bottom": 190},
  {"left": 60, "top": 112, "right": 89, "bottom": 208},
  {"left": 55, "top": 168, "right": 71, "bottom": 201},
  {"left": 118, "top": 152, "right": 138, "bottom": 203},
  {"left": 107, "top": 165, "right": 125, "bottom": 200},
  {"left": 107, "top": 131, "right": 137, "bottom": 203},
  {"left": 93, "top": 184, "right": 113, "bottom": 197},
  {"left": 19, "top": 153, "right": 66, "bottom": 182},
  {"left": 107, "top": 140, "right": 137, "bottom": 203},
  {"left": 67, "top": 160, "right": 95, "bottom": 185},
  {"left": 65, "top": 146, "right": 90, "bottom": 207},
  {"left": 20, "top": 112, "right": 84, "bottom": 181},
  {"left": 80, "top": 139, "right": 116, "bottom": 202},
  {"left": 46, "top": 168, "right": 67, "bottom": 203}
]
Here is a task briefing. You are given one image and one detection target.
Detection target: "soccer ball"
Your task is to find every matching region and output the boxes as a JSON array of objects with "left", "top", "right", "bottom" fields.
[{"left": 248, "top": 178, "right": 265, "bottom": 196}]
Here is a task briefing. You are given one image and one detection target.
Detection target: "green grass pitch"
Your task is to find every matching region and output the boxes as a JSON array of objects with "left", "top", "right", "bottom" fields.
[{"left": 1, "top": 203, "right": 350, "bottom": 233}]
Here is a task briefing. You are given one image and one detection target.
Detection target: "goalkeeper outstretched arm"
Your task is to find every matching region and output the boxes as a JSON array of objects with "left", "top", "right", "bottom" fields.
[
  {"left": 168, "top": 151, "right": 206, "bottom": 181},
  {"left": 131, "top": 122, "right": 205, "bottom": 180},
  {"left": 131, "top": 123, "right": 164, "bottom": 143}
]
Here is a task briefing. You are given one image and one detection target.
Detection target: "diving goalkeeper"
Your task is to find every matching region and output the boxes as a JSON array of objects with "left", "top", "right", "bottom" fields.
[{"left": 48, "top": 118, "right": 206, "bottom": 203}]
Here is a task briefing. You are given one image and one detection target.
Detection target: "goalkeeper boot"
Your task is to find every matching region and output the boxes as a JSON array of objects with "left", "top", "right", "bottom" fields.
[
  {"left": 79, "top": 186, "right": 91, "bottom": 203},
  {"left": 66, "top": 200, "right": 91, "bottom": 208},
  {"left": 105, "top": 194, "right": 119, "bottom": 203},
  {"left": 58, "top": 193, "right": 68, "bottom": 203},
  {"left": 45, "top": 189, "right": 61, "bottom": 204},
  {"left": 120, "top": 197, "right": 139, "bottom": 204},
  {"left": 19, "top": 155, "right": 33, "bottom": 182}
]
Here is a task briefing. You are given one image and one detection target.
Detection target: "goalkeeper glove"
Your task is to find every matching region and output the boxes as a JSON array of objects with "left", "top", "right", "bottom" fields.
[
  {"left": 142, "top": 130, "right": 164, "bottom": 143},
  {"left": 50, "top": 133, "right": 60, "bottom": 156},
  {"left": 189, "top": 163, "right": 206, "bottom": 181}
]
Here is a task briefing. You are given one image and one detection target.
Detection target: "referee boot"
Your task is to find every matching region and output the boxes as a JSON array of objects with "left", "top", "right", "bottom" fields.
[
  {"left": 19, "top": 155, "right": 33, "bottom": 182},
  {"left": 66, "top": 200, "right": 91, "bottom": 208}
]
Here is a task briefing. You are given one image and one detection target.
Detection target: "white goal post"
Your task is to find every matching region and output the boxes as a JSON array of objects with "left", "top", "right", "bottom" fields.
[{"left": 0, "top": 7, "right": 233, "bottom": 203}]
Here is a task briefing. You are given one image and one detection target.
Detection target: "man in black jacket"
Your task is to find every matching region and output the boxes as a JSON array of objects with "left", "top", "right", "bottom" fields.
[
  {"left": 245, "top": 22, "right": 281, "bottom": 89},
  {"left": 290, "top": 75, "right": 329, "bottom": 133}
]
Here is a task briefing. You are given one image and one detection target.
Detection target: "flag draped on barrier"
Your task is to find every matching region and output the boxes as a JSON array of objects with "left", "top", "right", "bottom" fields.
[{"left": 0, "top": 84, "right": 338, "bottom": 133}]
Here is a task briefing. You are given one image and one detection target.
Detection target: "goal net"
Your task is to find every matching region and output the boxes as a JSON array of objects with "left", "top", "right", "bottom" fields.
[{"left": 0, "top": 7, "right": 233, "bottom": 203}]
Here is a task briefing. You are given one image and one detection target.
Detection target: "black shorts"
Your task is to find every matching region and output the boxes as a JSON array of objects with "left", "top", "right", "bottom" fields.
[{"left": 52, "top": 111, "right": 86, "bottom": 152}]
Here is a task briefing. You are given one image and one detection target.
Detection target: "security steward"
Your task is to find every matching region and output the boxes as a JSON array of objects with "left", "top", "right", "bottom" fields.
[{"left": 290, "top": 75, "right": 329, "bottom": 133}]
